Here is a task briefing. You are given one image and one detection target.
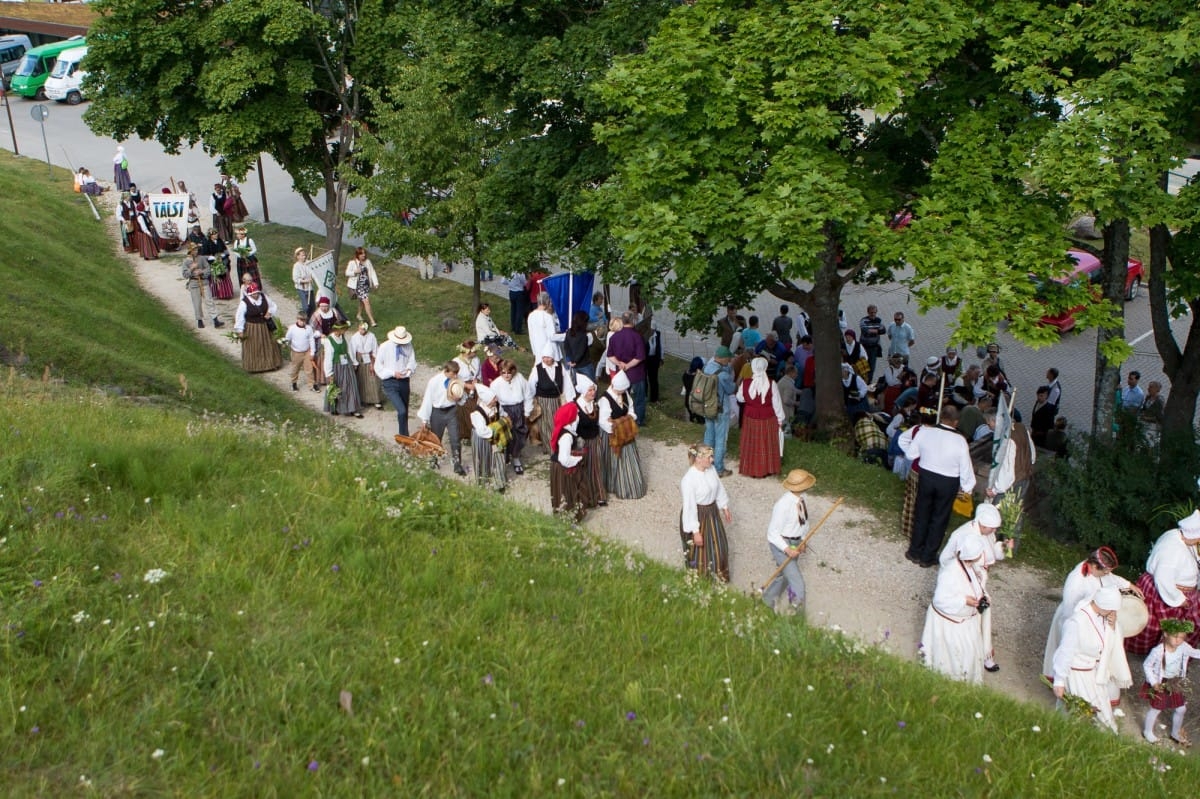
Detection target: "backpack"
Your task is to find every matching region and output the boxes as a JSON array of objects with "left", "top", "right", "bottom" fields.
[{"left": 688, "top": 369, "right": 721, "bottom": 420}]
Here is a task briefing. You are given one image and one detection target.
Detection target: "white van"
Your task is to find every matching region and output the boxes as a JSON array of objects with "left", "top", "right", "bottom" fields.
[
  {"left": 0, "top": 34, "right": 32, "bottom": 88},
  {"left": 44, "top": 45, "right": 87, "bottom": 105}
]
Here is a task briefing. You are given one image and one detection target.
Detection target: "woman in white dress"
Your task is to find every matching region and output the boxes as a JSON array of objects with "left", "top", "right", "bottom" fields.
[
  {"left": 1042, "top": 546, "right": 1136, "bottom": 684},
  {"left": 920, "top": 532, "right": 986, "bottom": 684},
  {"left": 1052, "top": 585, "right": 1123, "bottom": 732}
]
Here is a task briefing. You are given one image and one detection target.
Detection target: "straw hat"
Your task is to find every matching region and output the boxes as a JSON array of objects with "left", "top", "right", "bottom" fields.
[
  {"left": 781, "top": 469, "right": 815, "bottom": 493},
  {"left": 387, "top": 326, "right": 412, "bottom": 345},
  {"left": 446, "top": 379, "right": 465, "bottom": 402}
]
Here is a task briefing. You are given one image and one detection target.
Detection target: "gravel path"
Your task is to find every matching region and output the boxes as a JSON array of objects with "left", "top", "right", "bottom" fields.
[{"left": 106, "top": 200, "right": 1173, "bottom": 741}]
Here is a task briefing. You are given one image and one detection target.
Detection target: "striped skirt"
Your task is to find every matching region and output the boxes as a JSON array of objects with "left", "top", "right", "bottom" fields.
[
  {"left": 598, "top": 429, "right": 646, "bottom": 499},
  {"left": 533, "top": 396, "right": 560, "bottom": 451},
  {"left": 241, "top": 322, "right": 283, "bottom": 373},
  {"left": 324, "top": 362, "right": 361, "bottom": 414},
  {"left": 471, "top": 433, "right": 507, "bottom": 492},
  {"left": 680, "top": 502, "right": 730, "bottom": 583},
  {"left": 209, "top": 271, "right": 235, "bottom": 300},
  {"left": 739, "top": 415, "right": 781, "bottom": 478},
  {"left": 901, "top": 468, "right": 920, "bottom": 544},
  {"left": 356, "top": 363, "right": 383, "bottom": 405},
  {"left": 578, "top": 436, "right": 607, "bottom": 507},
  {"left": 550, "top": 460, "right": 586, "bottom": 521},
  {"left": 500, "top": 404, "right": 528, "bottom": 464}
]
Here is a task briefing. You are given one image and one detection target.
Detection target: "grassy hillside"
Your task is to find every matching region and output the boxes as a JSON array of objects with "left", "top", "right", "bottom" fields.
[{"left": 0, "top": 156, "right": 1192, "bottom": 796}]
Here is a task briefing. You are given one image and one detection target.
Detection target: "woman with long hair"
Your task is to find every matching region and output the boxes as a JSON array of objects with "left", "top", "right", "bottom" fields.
[
  {"left": 679, "top": 443, "right": 731, "bottom": 582},
  {"left": 292, "top": 247, "right": 314, "bottom": 317},
  {"left": 562, "top": 311, "right": 595, "bottom": 382},
  {"left": 345, "top": 246, "right": 380, "bottom": 327}
]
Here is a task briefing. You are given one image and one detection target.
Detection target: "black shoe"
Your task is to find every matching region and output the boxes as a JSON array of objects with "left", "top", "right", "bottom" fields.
[
  {"left": 353, "top": 413, "right": 364, "bottom": 419},
  {"left": 453, "top": 464, "right": 467, "bottom": 476},
  {"left": 213, "top": 318, "right": 225, "bottom": 328},
  {"left": 984, "top": 662, "right": 1000, "bottom": 673},
  {"left": 197, "top": 319, "right": 205, "bottom": 328},
  {"left": 513, "top": 463, "right": 524, "bottom": 475},
  {"left": 312, "top": 385, "right": 321, "bottom": 392},
  {"left": 331, "top": 411, "right": 340, "bottom": 416},
  {"left": 919, "top": 560, "right": 937, "bottom": 568},
  {"left": 904, "top": 552, "right": 920, "bottom": 565},
  {"left": 598, "top": 500, "right": 608, "bottom": 507}
]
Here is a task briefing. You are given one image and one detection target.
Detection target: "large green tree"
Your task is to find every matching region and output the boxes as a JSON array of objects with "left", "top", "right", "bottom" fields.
[
  {"left": 353, "top": 0, "right": 676, "bottom": 311},
  {"left": 84, "top": 0, "right": 400, "bottom": 264},
  {"left": 590, "top": 0, "right": 1090, "bottom": 431}
]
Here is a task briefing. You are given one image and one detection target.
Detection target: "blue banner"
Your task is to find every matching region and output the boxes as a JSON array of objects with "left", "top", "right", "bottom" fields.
[{"left": 540, "top": 272, "right": 595, "bottom": 332}]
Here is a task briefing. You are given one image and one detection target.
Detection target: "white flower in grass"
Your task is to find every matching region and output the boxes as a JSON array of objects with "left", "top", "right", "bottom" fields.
[
  {"left": 557, "top": 778, "right": 566, "bottom": 787},
  {"left": 982, "top": 754, "right": 993, "bottom": 763},
  {"left": 974, "top": 712, "right": 983, "bottom": 719},
  {"left": 1031, "top": 725, "right": 1041, "bottom": 732},
  {"left": 143, "top": 568, "right": 169, "bottom": 584},
  {"left": 72, "top": 611, "right": 89, "bottom": 624},
  {"left": 361, "top": 756, "right": 370, "bottom": 767},
  {"left": 151, "top": 749, "right": 165, "bottom": 760},
  {"left": 147, "top": 620, "right": 155, "bottom": 628}
]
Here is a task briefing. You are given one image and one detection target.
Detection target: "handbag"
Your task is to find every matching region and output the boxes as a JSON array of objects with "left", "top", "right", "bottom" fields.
[
  {"left": 952, "top": 491, "right": 974, "bottom": 518},
  {"left": 266, "top": 318, "right": 278, "bottom": 333}
]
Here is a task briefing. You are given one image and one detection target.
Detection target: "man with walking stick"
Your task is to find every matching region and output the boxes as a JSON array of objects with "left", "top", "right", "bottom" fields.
[{"left": 762, "top": 471, "right": 843, "bottom": 616}]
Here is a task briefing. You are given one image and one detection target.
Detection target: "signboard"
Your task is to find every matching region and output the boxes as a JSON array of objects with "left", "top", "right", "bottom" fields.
[
  {"left": 308, "top": 250, "right": 338, "bottom": 305},
  {"left": 145, "top": 193, "right": 188, "bottom": 241}
]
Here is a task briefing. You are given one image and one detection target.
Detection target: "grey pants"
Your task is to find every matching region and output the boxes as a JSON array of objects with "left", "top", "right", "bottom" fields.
[{"left": 429, "top": 405, "right": 462, "bottom": 465}]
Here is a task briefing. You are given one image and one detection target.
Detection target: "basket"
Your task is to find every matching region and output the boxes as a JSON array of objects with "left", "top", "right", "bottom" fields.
[{"left": 395, "top": 428, "right": 446, "bottom": 457}]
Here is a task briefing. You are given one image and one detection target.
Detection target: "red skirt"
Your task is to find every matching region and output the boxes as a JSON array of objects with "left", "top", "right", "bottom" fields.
[
  {"left": 1125, "top": 572, "right": 1200, "bottom": 656},
  {"left": 1139, "top": 681, "right": 1187, "bottom": 710},
  {"left": 739, "top": 415, "right": 780, "bottom": 478}
]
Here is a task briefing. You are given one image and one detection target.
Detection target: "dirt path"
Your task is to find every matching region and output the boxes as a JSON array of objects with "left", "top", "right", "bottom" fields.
[{"left": 105, "top": 196, "right": 1166, "bottom": 734}]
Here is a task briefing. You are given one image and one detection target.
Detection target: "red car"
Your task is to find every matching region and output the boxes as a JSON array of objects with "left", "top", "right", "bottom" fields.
[{"left": 1038, "top": 249, "right": 1144, "bottom": 333}]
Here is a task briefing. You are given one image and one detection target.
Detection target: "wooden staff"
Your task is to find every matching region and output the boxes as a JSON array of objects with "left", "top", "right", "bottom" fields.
[{"left": 760, "top": 496, "right": 844, "bottom": 591}]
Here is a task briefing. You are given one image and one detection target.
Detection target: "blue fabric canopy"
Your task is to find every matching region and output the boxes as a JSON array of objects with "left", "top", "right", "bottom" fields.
[{"left": 540, "top": 272, "right": 595, "bottom": 332}]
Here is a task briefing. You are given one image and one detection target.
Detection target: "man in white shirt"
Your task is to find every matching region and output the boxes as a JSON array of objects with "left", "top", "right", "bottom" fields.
[
  {"left": 417, "top": 362, "right": 467, "bottom": 475},
  {"left": 900, "top": 405, "right": 975, "bottom": 567},
  {"left": 762, "top": 469, "right": 815, "bottom": 614},
  {"left": 527, "top": 293, "right": 565, "bottom": 362},
  {"left": 375, "top": 326, "right": 416, "bottom": 437}
]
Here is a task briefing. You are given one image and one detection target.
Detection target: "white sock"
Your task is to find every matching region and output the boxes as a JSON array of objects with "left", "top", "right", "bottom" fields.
[
  {"left": 1145, "top": 709, "right": 1161, "bottom": 741},
  {"left": 1172, "top": 706, "right": 1187, "bottom": 739}
]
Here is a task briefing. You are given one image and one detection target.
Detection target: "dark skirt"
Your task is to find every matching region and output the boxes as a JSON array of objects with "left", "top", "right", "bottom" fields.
[
  {"left": 501, "top": 404, "right": 528, "bottom": 464},
  {"left": 324, "top": 361, "right": 361, "bottom": 414},
  {"left": 472, "top": 433, "right": 507, "bottom": 492},
  {"left": 457, "top": 394, "right": 478, "bottom": 441},
  {"left": 550, "top": 460, "right": 587, "bottom": 522},
  {"left": 133, "top": 229, "right": 159, "bottom": 260},
  {"left": 901, "top": 468, "right": 920, "bottom": 543},
  {"left": 241, "top": 322, "right": 283, "bottom": 373},
  {"left": 356, "top": 363, "right": 383, "bottom": 405},
  {"left": 1126, "top": 572, "right": 1200, "bottom": 656},
  {"left": 209, "top": 270, "right": 235, "bottom": 300},
  {"left": 739, "top": 414, "right": 781, "bottom": 478},
  {"left": 680, "top": 502, "right": 730, "bottom": 582},
  {"left": 114, "top": 164, "right": 132, "bottom": 191},
  {"left": 598, "top": 429, "right": 646, "bottom": 500}
]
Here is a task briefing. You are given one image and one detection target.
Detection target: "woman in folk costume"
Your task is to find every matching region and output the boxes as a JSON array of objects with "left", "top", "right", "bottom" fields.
[
  {"left": 349, "top": 322, "right": 384, "bottom": 410},
  {"left": 479, "top": 344, "right": 503, "bottom": 387},
  {"left": 736, "top": 357, "right": 786, "bottom": 478},
  {"left": 201, "top": 228, "right": 235, "bottom": 300},
  {"left": 598, "top": 370, "right": 646, "bottom": 499},
  {"left": 679, "top": 443, "right": 732, "bottom": 582},
  {"left": 117, "top": 192, "right": 139, "bottom": 252},
  {"left": 1127, "top": 510, "right": 1200, "bottom": 657},
  {"left": 491, "top": 359, "right": 533, "bottom": 476},
  {"left": 920, "top": 531, "right": 988, "bottom": 684},
  {"left": 132, "top": 209, "right": 160, "bottom": 260},
  {"left": 1043, "top": 546, "right": 1140, "bottom": 715},
  {"left": 468, "top": 384, "right": 511, "bottom": 493},
  {"left": 453, "top": 340, "right": 482, "bottom": 446},
  {"left": 1052, "top": 585, "right": 1124, "bottom": 732},
  {"left": 549, "top": 402, "right": 587, "bottom": 522},
  {"left": 528, "top": 345, "right": 576, "bottom": 453},
  {"left": 322, "top": 321, "right": 363, "bottom": 418},
  {"left": 940, "top": 503, "right": 1009, "bottom": 674},
  {"left": 572, "top": 374, "right": 607, "bottom": 509},
  {"left": 112, "top": 146, "right": 132, "bottom": 191},
  {"left": 233, "top": 283, "right": 283, "bottom": 373},
  {"left": 309, "top": 296, "right": 346, "bottom": 390}
]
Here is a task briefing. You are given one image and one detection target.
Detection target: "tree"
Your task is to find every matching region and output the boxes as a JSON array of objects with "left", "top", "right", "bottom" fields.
[
  {"left": 83, "top": 0, "right": 400, "bottom": 264},
  {"left": 590, "top": 0, "right": 1092, "bottom": 432},
  {"left": 353, "top": 0, "right": 676, "bottom": 312}
]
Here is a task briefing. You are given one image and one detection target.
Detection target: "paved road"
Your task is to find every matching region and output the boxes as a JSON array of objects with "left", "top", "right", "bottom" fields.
[{"left": 3, "top": 94, "right": 1191, "bottom": 433}]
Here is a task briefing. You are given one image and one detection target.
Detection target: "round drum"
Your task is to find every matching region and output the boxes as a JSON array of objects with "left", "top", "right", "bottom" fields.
[{"left": 1118, "top": 592, "right": 1150, "bottom": 638}]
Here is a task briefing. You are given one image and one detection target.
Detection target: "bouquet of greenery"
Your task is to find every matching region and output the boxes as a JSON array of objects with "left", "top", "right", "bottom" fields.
[
  {"left": 1040, "top": 675, "right": 1099, "bottom": 721},
  {"left": 325, "top": 383, "right": 341, "bottom": 408}
]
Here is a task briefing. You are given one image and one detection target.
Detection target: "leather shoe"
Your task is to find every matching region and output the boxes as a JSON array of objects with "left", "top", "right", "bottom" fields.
[
  {"left": 717, "top": 469, "right": 733, "bottom": 478},
  {"left": 984, "top": 662, "right": 1000, "bottom": 673},
  {"left": 904, "top": 552, "right": 920, "bottom": 565},
  {"left": 919, "top": 560, "right": 937, "bottom": 568},
  {"left": 453, "top": 464, "right": 467, "bottom": 476},
  {"left": 213, "top": 317, "right": 225, "bottom": 328},
  {"left": 197, "top": 319, "right": 205, "bottom": 328}
]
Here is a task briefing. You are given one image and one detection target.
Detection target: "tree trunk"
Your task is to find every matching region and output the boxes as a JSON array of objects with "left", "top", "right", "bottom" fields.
[
  {"left": 809, "top": 250, "right": 849, "bottom": 436},
  {"left": 1090, "top": 220, "right": 1130, "bottom": 440},
  {"left": 1149, "top": 222, "right": 1200, "bottom": 438}
]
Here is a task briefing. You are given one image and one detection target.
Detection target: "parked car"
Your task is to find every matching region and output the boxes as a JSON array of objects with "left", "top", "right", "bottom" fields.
[{"left": 1037, "top": 249, "right": 1144, "bottom": 333}]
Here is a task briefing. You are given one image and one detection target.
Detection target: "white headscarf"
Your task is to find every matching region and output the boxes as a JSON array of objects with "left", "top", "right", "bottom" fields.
[
  {"left": 475, "top": 383, "right": 497, "bottom": 407},
  {"left": 611, "top": 370, "right": 630, "bottom": 392},
  {"left": 541, "top": 343, "right": 559, "bottom": 362},
  {"left": 748, "top": 357, "right": 771, "bottom": 400},
  {"left": 575, "top": 373, "right": 596, "bottom": 413}
]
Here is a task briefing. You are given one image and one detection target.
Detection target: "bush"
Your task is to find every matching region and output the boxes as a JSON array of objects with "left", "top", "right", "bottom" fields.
[{"left": 1040, "top": 415, "right": 1200, "bottom": 566}]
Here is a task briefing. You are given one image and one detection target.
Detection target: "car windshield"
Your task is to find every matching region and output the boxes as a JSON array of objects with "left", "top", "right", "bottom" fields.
[
  {"left": 49, "top": 59, "right": 70, "bottom": 79},
  {"left": 14, "top": 53, "right": 41, "bottom": 78}
]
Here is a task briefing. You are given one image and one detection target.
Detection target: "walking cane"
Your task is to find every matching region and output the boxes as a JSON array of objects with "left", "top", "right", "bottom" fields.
[{"left": 760, "top": 496, "right": 844, "bottom": 592}]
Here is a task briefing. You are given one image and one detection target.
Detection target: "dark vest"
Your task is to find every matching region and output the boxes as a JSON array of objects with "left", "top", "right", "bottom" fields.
[{"left": 535, "top": 363, "right": 564, "bottom": 398}]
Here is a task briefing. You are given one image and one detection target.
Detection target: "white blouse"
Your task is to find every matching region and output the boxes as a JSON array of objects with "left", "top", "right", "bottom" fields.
[{"left": 679, "top": 466, "right": 729, "bottom": 533}]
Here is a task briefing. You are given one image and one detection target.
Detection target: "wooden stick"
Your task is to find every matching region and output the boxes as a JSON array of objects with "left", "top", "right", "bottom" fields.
[{"left": 760, "top": 496, "right": 844, "bottom": 592}]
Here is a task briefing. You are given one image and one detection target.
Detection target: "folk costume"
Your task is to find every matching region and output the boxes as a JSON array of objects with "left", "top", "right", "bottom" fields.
[
  {"left": 200, "top": 232, "right": 235, "bottom": 299},
  {"left": 1052, "top": 586, "right": 1123, "bottom": 732},
  {"left": 549, "top": 403, "right": 587, "bottom": 521},
  {"left": 1127, "top": 512, "right": 1200, "bottom": 657},
  {"left": 113, "top": 146, "right": 132, "bottom": 191},
  {"left": 597, "top": 370, "right": 646, "bottom": 499},
  {"left": 573, "top": 374, "right": 607, "bottom": 509},
  {"left": 920, "top": 532, "right": 987, "bottom": 684},
  {"left": 322, "top": 326, "right": 363, "bottom": 417},
  {"left": 1141, "top": 620, "right": 1200, "bottom": 744},
  {"left": 1042, "top": 549, "right": 1133, "bottom": 683},
  {"left": 762, "top": 470, "right": 816, "bottom": 612},
  {"left": 736, "top": 357, "right": 786, "bottom": 478},
  {"left": 939, "top": 505, "right": 1007, "bottom": 673},
  {"left": 468, "top": 385, "right": 510, "bottom": 492},
  {"left": 490, "top": 367, "right": 533, "bottom": 475},
  {"left": 233, "top": 286, "right": 283, "bottom": 373},
  {"left": 679, "top": 454, "right": 731, "bottom": 582},
  {"left": 349, "top": 325, "right": 383, "bottom": 408},
  {"left": 528, "top": 346, "right": 576, "bottom": 452}
]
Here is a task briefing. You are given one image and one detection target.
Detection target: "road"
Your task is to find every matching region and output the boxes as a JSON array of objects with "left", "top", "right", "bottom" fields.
[{"left": 2, "top": 93, "right": 1192, "bottom": 433}]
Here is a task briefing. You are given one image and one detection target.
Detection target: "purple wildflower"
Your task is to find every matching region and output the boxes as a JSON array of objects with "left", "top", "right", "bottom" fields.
[
  {"left": 897, "top": 721, "right": 907, "bottom": 729},
  {"left": 626, "top": 711, "right": 637, "bottom": 721},
  {"left": 483, "top": 674, "right": 494, "bottom": 686},
  {"left": 331, "top": 564, "right": 340, "bottom": 572},
  {"left": 32, "top": 579, "right": 42, "bottom": 588},
  {"left": 308, "top": 760, "right": 319, "bottom": 772}
]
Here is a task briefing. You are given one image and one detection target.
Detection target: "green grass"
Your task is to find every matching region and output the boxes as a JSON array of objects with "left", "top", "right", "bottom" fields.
[{"left": 1, "top": 155, "right": 1192, "bottom": 795}]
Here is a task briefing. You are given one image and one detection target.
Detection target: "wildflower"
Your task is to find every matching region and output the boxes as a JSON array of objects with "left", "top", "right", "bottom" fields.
[
  {"left": 144, "top": 497, "right": 151, "bottom": 504},
  {"left": 626, "top": 711, "right": 637, "bottom": 721},
  {"left": 147, "top": 620, "right": 155, "bottom": 628},
  {"left": 575, "top": 720, "right": 585, "bottom": 728},
  {"left": 806, "top": 685, "right": 814, "bottom": 692},
  {"left": 974, "top": 712, "right": 983, "bottom": 719},
  {"left": 983, "top": 754, "right": 993, "bottom": 763},
  {"left": 331, "top": 564, "right": 340, "bottom": 572},
  {"left": 483, "top": 674, "right": 494, "bottom": 686},
  {"left": 557, "top": 778, "right": 567, "bottom": 787},
  {"left": 71, "top": 611, "right": 89, "bottom": 624},
  {"left": 307, "top": 760, "right": 319, "bottom": 772},
  {"left": 152, "top": 749, "right": 165, "bottom": 760},
  {"left": 143, "top": 568, "right": 169, "bottom": 584},
  {"left": 1031, "top": 725, "right": 1041, "bottom": 732},
  {"left": 30, "top": 726, "right": 39, "bottom": 734},
  {"left": 361, "top": 756, "right": 370, "bottom": 767},
  {"left": 32, "top": 579, "right": 42, "bottom": 588}
]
